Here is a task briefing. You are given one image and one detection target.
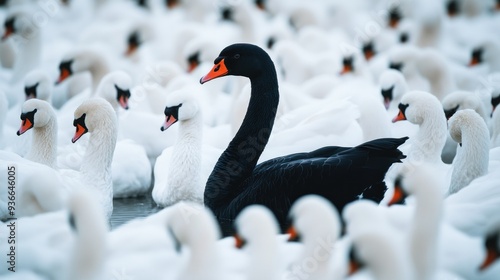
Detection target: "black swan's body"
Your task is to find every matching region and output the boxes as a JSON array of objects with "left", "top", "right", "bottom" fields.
[{"left": 200, "top": 44, "right": 407, "bottom": 236}]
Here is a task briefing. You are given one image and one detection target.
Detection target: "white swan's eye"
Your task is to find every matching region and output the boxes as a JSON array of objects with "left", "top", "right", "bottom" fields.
[{"left": 234, "top": 54, "right": 240, "bottom": 59}]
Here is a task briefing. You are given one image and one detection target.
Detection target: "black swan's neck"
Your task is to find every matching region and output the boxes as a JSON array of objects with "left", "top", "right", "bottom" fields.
[{"left": 205, "top": 65, "right": 279, "bottom": 211}]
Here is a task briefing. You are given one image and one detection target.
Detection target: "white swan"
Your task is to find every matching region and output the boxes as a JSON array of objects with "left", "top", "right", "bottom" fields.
[
  {"left": 153, "top": 90, "right": 221, "bottom": 207},
  {"left": 233, "top": 205, "right": 283, "bottom": 280},
  {"left": 59, "top": 97, "right": 117, "bottom": 219},
  {"left": 0, "top": 189, "right": 107, "bottom": 280},
  {"left": 287, "top": 195, "right": 344, "bottom": 280},
  {"left": 379, "top": 69, "right": 409, "bottom": 110},
  {"left": 491, "top": 106, "right": 500, "bottom": 148},
  {"left": 448, "top": 109, "right": 490, "bottom": 194}
]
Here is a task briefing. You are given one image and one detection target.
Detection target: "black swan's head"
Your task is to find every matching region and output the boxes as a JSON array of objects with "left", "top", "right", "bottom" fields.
[{"left": 200, "top": 43, "right": 274, "bottom": 84}]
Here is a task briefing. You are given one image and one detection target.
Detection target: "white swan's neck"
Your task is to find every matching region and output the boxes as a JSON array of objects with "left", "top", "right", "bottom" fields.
[
  {"left": 247, "top": 237, "right": 279, "bottom": 280},
  {"left": 410, "top": 183, "right": 442, "bottom": 280},
  {"left": 184, "top": 241, "right": 217, "bottom": 279},
  {"left": 88, "top": 55, "right": 110, "bottom": 93},
  {"left": 412, "top": 112, "right": 447, "bottom": 163},
  {"left": 449, "top": 121, "right": 490, "bottom": 194},
  {"left": 26, "top": 117, "right": 58, "bottom": 169},
  {"left": 80, "top": 119, "right": 117, "bottom": 217},
  {"left": 11, "top": 31, "right": 41, "bottom": 83},
  {"left": 167, "top": 114, "right": 203, "bottom": 203},
  {"left": 67, "top": 197, "right": 107, "bottom": 280}
]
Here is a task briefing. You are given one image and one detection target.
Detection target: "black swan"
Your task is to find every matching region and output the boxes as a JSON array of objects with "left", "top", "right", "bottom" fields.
[{"left": 200, "top": 43, "right": 407, "bottom": 236}]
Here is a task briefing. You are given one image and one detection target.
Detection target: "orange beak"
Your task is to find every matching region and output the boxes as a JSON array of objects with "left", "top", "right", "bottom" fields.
[
  {"left": 364, "top": 50, "right": 375, "bottom": 61},
  {"left": 118, "top": 95, "right": 129, "bottom": 110},
  {"left": 1, "top": 27, "right": 13, "bottom": 41},
  {"left": 160, "top": 115, "right": 177, "bottom": 131},
  {"left": 348, "top": 259, "right": 362, "bottom": 276},
  {"left": 392, "top": 109, "right": 406, "bottom": 123},
  {"left": 200, "top": 59, "right": 228, "bottom": 84},
  {"left": 256, "top": 2, "right": 265, "bottom": 10},
  {"left": 389, "top": 18, "right": 399, "bottom": 28},
  {"left": 287, "top": 226, "right": 299, "bottom": 242},
  {"left": 188, "top": 61, "right": 199, "bottom": 73},
  {"left": 234, "top": 234, "right": 246, "bottom": 249},
  {"left": 56, "top": 68, "right": 71, "bottom": 84},
  {"left": 388, "top": 184, "right": 405, "bottom": 206},
  {"left": 469, "top": 57, "right": 480, "bottom": 67},
  {"left": 125, "top": 43, "right": 138, "bottom": 57},
  {"left": 340, "top": 65, "right": 353, "bottom": 75},
  {"left": 479, "top": 247, "right": 499, "bottom": 271},
  {"left": 72, "top": 123, "right": 87, "bottom": 143},
  {"left": 17, "top": 118, "right": 33, "bottom": 136}
]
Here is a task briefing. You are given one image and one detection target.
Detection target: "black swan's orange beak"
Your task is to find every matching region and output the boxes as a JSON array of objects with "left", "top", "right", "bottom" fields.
[{"left": 200, "top": 59, "right": 228, "bottom": 84}]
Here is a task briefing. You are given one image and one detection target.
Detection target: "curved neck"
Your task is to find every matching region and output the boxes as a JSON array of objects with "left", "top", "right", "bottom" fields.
[
  {"left": 80, "top": 116, "right": 117, "bottom": 214},
  {"left": 412, "top": 111, "right": 447, "bottom": 163},
  {"left": 205, "top": 62, "right": 279, "bottom": 210},
  {"left": 26, "top": 117, "right": 58, "bottom": 169},
  {"left": 410, "top": 185, "right": 442, "bottom": 280},
  {"left": 168, "top": 115, "right": 203, "bottom": 198},
  {"left": 87, "top": 55, "right": 110, "bottom": 93},
  {"left": 11, "top": 31, "right": 41, "bottom": 83},
  {"left": 449, "top": 121, "right": 490, "bottom": 194},
  {"left": 492, "top": 109, "right": 500, "bottom": 148}
]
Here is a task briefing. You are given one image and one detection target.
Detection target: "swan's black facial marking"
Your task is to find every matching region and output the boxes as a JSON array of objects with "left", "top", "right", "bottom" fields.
[
  {"left": 115, "top": 85, "right": 131, "bottom": 110},
  {"left": 127, "top": 30, "right": 141, "bottom": 50},
  {"left": 68, "top": 212, "right": 77, "bottom": 232},
  {"left": 398, "top": 103, "right": 409, "bottom": 116},
  {"left": 221, "top": 7, "right": 234, "bottom": 21},
  {"left": 72, "top": 113, "right": 88, "bottom": 143},
  {"left": 0, "top": 0, "right": 7, "bottom": 7},
  {"left": 381, "top": 86, "right": 394, "bottom": 101},
  {"left": 492, "top": 94, "right": 500, "bottom": 112},
  {"left": 447, "top": 0, "right": 460, "bottom": 17},
  {"left": 25, "top": 82, "right": 39, "bottom": 100},
  {"left": 389, "top": 62, "right": 403, "bottom": 72},
  {"left": 480, "top": 231, "right": 500, "bottom": 270},
  {"left": 392, "top": 103, "right": 409, "bottom": 122},
  {"left": 187, "top": 51, "right": 200, "bottom": 72},
  {"left": 56, "top": 60, "right": 74, "bottom": 84},
  {"left": 348, "top": 245, "right": 365, "bottom": 275},
  {"left": 137, "top": 0, "right": 147, "bottom": 8},
  {"left": 471, "top": 48, "right": 483, "bottom": 66},
  {"left": 444, "top": 105, "right": 459, "bottom": 120},
  {"left": 362, "top": 41, "right": 375, "bottom": 61},
  {"left": 2, "top": 17, "right": 15, "bottom": 40},
  {"left": 388, "top": 6, "right": 402, "bottom": 28},
  {"left": 341, "top": 56, "right": 354, "bottom": 74},
  {"left": 267, "top": 36, "right": 276, "bottom": 49},
  {"left": 161, "top": 104, "right": 182, "bottom": 131},
  {"left": 17, "top": 109, "right": 37, "bottom": 136},
  {"left": 399, "top": 32, "right": 409, "bottom": 43},
  {"left": 388, "top": 176, "right": 408, "bottom": 206}
]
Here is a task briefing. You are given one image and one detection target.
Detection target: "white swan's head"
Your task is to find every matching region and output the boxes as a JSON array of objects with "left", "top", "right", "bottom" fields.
[
  {"left": 95, "top": 71, "right": 132, "bottom": 110},
  {"left": 183, "top": 37, "right": 220, "bottom": 73},
  {"left": 448, "top": 109, "right": 485, "bottom": 146},
  {"left": 56, "top": 49, "right": 108, "bottom": 85},
  {"left": 288, "top": 195, "right": 341, "bottom": 245},
  {"left": 1, "top": 11, "right": 32, "bottom": 41},
  {"left": 24, "top": 70, "right": 52, "bottom": 102},
  {"left": 387, "top": 45, "right": 420, "bottom": 75},
  {"left": 442, "top": 91, "right": 486, "bottom": 120},
  {"left": 393, "top": 91, "right": 444, "bottom": 125},
  {"left": 167, "top": 202, "right": 220, "bottom": 249},
  {"left": 234, "top": 205, "right": 279, "bottom": 249},
  {"left": 343, "top": 200, "right": 385, "bottom": 237},
  {"left": 161, "top": 90, "right": 200, "bottom": 131},
  {"left": 17, "top": 99, "right": 55, "bottom": 135},
  {"left": 72, "top": 97, "right": 116, "bottom": 143},
  {"left": 468, "top": 39, "right": 500, "bottom": 68},
  {"left": 379, "top": 69, "right": 408, "bottom": 109},
  {"left": 124, "top": 21, "right": 154, "bottom": 57}
]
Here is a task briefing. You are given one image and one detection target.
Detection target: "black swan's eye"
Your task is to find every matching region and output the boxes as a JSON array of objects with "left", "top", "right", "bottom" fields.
[{"left": 234, "top": 54, "right": 240, "bottom": 59}]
